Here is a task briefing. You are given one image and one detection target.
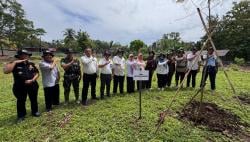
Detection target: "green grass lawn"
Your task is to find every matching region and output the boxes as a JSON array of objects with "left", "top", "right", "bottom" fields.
[{"left": 0, "top": 60, "right": 250, "bottom": 142}]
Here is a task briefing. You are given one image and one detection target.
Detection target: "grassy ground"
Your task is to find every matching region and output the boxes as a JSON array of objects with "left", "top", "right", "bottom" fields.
[{"left": 0, "top": 60, "right": 249, "bottom": 142}]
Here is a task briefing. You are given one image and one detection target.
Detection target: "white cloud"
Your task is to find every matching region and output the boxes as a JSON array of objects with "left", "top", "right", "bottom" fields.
[{"left": 17, "top": 0, "right": 240, "bottom": 45}]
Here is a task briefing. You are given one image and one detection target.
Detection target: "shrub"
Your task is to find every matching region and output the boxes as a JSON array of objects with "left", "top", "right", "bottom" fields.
[{"left": 234, "top": 57, "right": 245, "bottom": 66}]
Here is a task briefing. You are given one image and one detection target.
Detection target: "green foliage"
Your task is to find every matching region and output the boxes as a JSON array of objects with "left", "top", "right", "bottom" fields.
[
  {"left": 234, "top": 57, "right": 245, "bottom": 66},
  {"left": 0, "top": 0, "right": 46, "bottom": 48},
  {"left": 129, "top": 39, "right": 146, "bottom": 53},
  {"left": 200, "top": 1, "right": 250, "bottom": 61}
]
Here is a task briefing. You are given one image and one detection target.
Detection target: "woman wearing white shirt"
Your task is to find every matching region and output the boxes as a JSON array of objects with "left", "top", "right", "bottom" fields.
[
  {"left": 135, "top": 53, "right": 146, "bottom": 90},
  {"left": 186, "top": 47, "right": 201, "bottom": 88},
  {"left": 98, "top": 51, "right": 113, "bottom": 99},
  {"left": 112, "top": 49, "right": 126, "bottom": 94},
  {"left": 156, "top": 53, "right": 169, "bottom": 90},
  {"left": 126, "top": 54, "right": 136, "bottom": 93}
]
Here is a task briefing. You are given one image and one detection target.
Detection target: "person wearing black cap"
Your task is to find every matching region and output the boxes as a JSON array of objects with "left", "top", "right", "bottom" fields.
[
  {"left": 39, "top": 50, "right": 60, "bottom": 112},
  {"left": 186, "top": 47, "right": 201, "bottom": 88},
  {"left": 145, "top": 51, "right": 157, "bottom": 90},
  {"left": 4, "top": 49, "right": 40, "bottom": 122},
  {"left": 112, "top": 49, "right": 126, "bottom": 94},
  {"left": 98, "top": 50, "right": 113, "bottom": 99},
  {"left": 61, "top": 49, "right": 81, "bottom": 104}
]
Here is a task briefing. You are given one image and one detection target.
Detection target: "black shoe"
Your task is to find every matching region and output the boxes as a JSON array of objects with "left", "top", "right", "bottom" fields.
[
  {"left": 107, "top": 94, "right": 110, "bottom": 97},
  {"left": 17, "top": 117, "right": 25, "bottom": 123},
  {"left": 32, "top": 112, "right": 41, "bottom": 117},
  {"left": 100, "top": 96, "right": 105, "bottom": 100},
  {"left": 82, "top": 101, "right": 87, "bottom": 106}
]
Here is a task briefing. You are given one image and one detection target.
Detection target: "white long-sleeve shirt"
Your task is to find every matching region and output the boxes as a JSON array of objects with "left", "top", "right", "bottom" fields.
[
  {"left": 39, "top": 61, "right": 59, "bottom": 88},
  {"left": 81, "top": 55, "right": 98, "bottom": 74},
  {"left": 113, "top": 56, "right": 125, "bottom": 76},
  {"left": 156, "top": 60, "right": 169, "bottom": 74},
  {"left": 187, "top": 53, "right": 201, "bottom": 70},
  {"left": 98, "top": 58, "right": 113, "bottom": 74},
  {"left": 126, "top": 60, "right": 136, "bottom": 77}
]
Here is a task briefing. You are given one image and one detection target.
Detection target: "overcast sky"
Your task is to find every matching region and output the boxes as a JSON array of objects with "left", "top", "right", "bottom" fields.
[{"left": 17, "top": 0, "right": 240, "bottom": 45}]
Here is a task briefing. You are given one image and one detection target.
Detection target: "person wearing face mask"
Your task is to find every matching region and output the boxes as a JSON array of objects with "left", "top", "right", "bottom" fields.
[
  {"left": 61, "top": 48, "right": 81, "bottom": 105},
  {"left": 98, "top": 51, "right": 113, "bottom": 99},
  {"left": 156, "top": 53, "right": 169, "bottom": 91},
  {"left": 39, "top": 50, "right": 60, "bottom": 112},
  {"left": 4, "top": 49, "right": 40, "bottom": 122}
]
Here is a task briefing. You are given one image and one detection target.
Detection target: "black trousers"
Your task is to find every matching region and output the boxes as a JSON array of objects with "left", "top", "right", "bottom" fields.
[
  {"left": 113, "top": 75, "right": 124, "bottom": 94},
  {"left": 175, "top": 71, "right": 185, "bottom": 86},
  {"left": 13, "top": 82, "right": 39, "bottom": 118},
  {"left": 44, "top": 84, "right": 60, "bottom": 110},
  {"left": 187, "top": 70, "right": 198, "bottom": 88},
  {"left": 100, "top": 74, "right": 111, "bottom": 97},
  {"left": 63, "top": 77, "right": 80, "bottom": 102},
  {"left": 166, "top": 71, "right": 174, "bottom": 87},
  {"left": 157, "top": 74, "right": 167, "bottom": 88},
  {"left": 201, "top": 66, "right": 217, "bottom": 90},
  {"left": 127, "top": 77, "right": 135, "bottom": 93},
  {"left": 146, "top": 70, "right": 154, "bottom": 89},
  {"left": 82, "top": 73, "right": 97, "bottom": 102}
]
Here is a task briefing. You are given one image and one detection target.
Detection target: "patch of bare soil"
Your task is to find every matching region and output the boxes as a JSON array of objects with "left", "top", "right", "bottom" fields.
[
  {"left": 178, "top": 101, "right": 249, "bottom": 140},
  {"left": 234, "top": 92, "right": 250, "bottom": 105}
]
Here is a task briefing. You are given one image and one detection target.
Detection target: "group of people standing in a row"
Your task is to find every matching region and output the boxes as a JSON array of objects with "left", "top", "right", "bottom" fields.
[{"left": 4, "top": 47, "right": 218, "bottom": 122}]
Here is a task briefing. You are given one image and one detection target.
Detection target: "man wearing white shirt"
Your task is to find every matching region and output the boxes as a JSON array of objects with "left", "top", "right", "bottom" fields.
[
  {"left": 186, "top": 47, "right": 201, "bottom": 88},
  {"left": 112, "top": 49, "right": 125, "bottom": 94},
  {"left": 81, "top": 48, "right": 98, "bottom": 105},
  {"left": 39, "top": 50, "right": 60, "bottom": 112},
  {"left": 98, "top": 51, "right": 113, "bottom": 99}
]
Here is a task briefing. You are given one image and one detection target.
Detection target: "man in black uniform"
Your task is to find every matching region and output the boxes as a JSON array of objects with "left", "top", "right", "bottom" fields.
[
  {"left": 4, "top": 49, "right": 40, "bottom": 122},
  {"left": 61, "top": 49, "right": 81, "bottom": 104}
]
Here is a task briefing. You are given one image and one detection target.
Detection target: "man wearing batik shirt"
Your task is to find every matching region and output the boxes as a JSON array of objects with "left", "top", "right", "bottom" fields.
[{"left": 61, "top": 49, "right": 81, "bottom": 104}]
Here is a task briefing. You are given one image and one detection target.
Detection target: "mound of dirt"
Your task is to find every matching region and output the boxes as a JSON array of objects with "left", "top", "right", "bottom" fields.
[{"left": 178, "top": 101, "right": 246, "bottom": 134}]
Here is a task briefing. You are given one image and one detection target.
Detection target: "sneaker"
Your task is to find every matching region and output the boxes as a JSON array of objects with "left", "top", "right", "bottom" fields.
[
  {"left": 158, "top": 88, "right": 161, "bottom": 91},
  {"left": 32, "top": 112, "right": 41, "bottom": 117},
  {"left": 161, "top": 88, "right": 164, "bottom": 91},
  {"left": 64, "top": 102, "right": 69, "bottom": 106}
]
